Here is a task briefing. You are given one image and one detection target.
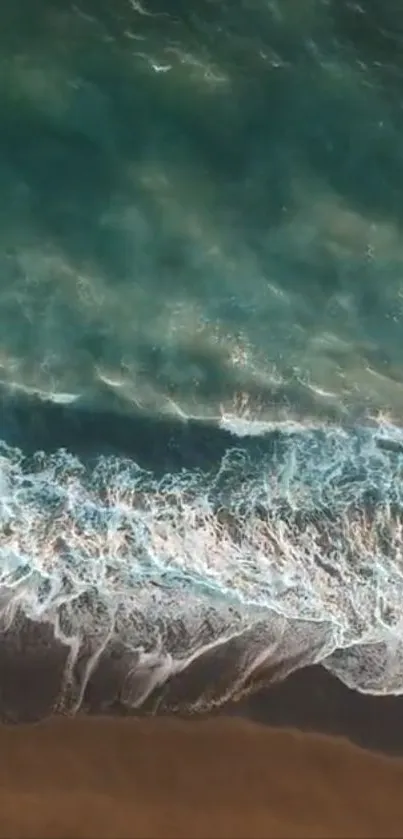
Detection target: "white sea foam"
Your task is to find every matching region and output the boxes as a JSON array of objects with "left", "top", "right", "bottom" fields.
[{"left": 1, "top": 421, "right": 403, "bottom": 711}]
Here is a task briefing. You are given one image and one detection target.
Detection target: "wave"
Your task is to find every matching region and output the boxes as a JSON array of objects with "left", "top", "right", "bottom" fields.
[{"left": 1, "top": 387, "right": 403, "bottom": 720}]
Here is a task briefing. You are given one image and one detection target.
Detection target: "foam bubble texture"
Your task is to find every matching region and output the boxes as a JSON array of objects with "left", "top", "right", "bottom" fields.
[{"left": 0, "top": 422, "right": 403, "bottom": 709}]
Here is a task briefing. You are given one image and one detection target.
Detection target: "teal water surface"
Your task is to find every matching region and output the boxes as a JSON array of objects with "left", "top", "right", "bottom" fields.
[{"left": 1, "top": 0, "right": 403, "bottom": 425}]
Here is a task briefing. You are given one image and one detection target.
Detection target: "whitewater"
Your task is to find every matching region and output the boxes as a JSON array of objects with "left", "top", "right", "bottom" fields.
[{"left": 1, "top": 392, "right": 403, "bottom": 719}]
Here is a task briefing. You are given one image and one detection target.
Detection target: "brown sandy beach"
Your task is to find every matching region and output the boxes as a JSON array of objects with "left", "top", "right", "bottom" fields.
[{"left": 0, "top": 715, "right": 402, "bottom": 839}]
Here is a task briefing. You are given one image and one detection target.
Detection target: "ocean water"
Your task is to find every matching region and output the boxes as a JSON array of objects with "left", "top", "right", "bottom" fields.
[{"left": 1, "top": 0, "right": 403, "bottom": 718}]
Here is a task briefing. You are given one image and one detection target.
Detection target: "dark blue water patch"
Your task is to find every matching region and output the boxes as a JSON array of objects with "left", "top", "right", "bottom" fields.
[{"left": 0, "top": 384, "right": 277, "bottom": 475}]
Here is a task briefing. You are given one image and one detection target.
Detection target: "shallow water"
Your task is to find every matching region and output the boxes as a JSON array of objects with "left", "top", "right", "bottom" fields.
[{"left": 1, "top": 0, "right": 403, "bottom": 715}]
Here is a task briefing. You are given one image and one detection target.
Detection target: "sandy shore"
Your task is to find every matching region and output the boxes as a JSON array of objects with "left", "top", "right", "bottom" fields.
[{"left": 0, "top": 715, "right": 402, "bottom": 839}]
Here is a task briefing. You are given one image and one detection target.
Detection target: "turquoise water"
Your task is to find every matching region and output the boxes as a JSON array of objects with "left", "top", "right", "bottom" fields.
[
  {"left": 2, "top": 0, "right": 403, "bottom": 712},
  {"left": 2, "top": 0, "right": 403, "bottom": 422}
]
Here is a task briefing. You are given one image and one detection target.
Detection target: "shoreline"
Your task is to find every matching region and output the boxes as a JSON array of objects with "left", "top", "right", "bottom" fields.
[{"left": 0, "top": 614, "right": 403, "bottom": 760}]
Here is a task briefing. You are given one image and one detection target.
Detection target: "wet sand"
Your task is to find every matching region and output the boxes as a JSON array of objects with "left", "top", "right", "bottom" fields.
[
  {"left": 0, "top": 615, "right": 402, "bottom": 838},
  {"left": 238, "top": 663, "right": 403, "bottom": 756},
  {"left": 0, "top": 715, "right": 403, "bottom": 839}
]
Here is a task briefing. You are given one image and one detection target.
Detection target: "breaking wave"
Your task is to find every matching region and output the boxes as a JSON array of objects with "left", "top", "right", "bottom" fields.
[{"left": 1, "top": 401, "right": 403, "bottom": 718}]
